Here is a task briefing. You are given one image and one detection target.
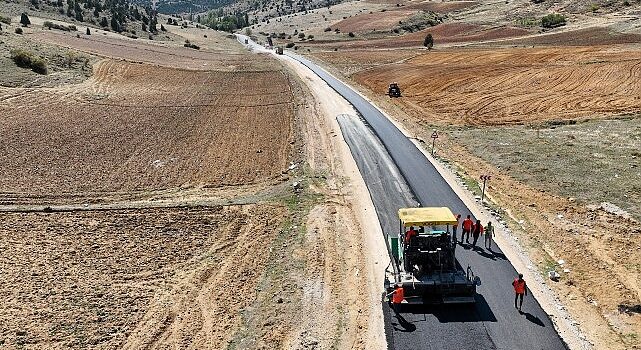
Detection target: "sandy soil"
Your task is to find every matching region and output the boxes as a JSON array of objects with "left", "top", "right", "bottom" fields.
[{"left": 275, "top": 51, "right": 389, "bottom": 349}]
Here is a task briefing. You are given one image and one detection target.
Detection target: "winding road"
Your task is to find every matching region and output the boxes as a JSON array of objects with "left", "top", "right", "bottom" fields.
[{"left": 238, "top": 35, "right": 569, "bottom": 350}]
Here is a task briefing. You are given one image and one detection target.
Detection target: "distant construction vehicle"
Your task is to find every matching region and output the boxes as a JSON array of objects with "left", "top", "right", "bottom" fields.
[
  {"left": 276, "top": 46, "right": 284, "bottom": 55},
  {"left": 388, "top": 82, "right": 401, "bottom": 97},
  {"left": 385, "top": 207, "right": 479, "bottom": 304}
]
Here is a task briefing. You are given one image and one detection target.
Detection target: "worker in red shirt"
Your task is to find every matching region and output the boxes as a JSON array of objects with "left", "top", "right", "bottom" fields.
[
  {"left": 405, "top": 226, "right": 417, "bottom": 244},
  {"left": 452, "top": 214, "right": 461, "bottom": 244},
  {"left": 462, "top": 215, "right": 473, "bottom": 244},
  {"left": 386, "top": 283, "right": 405, "bottom": 314},
  {"left": 472, "top": 220, "right": 483, "bottom": 247},
  {"left": 512, "top": 273, "right": 527, "bottom": 311}
]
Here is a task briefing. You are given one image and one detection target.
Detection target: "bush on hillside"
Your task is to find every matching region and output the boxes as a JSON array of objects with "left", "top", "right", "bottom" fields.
[
  {"left": 10, "top": 49, "right": 48, "bottom": 74},
  {"left": 0, "top": 15, "right": 11, "bottom": 24},
  {"left": 20, "top": 13, "right": 31, "bottom": 27},
  {"left": 43, "top": 21, "right": 77, "bottom": 31},
  {"left": 15, "top": 27, "right": 24, "bottom": 34},
  {"left": 423, "top": 33, "right": 433, "bottom": 49},
  {"left": 541, "top": 13, "right": 566, "bottom": 28},
  {"left": 285, "top": 42, "right": 295, "bottom": 48}
]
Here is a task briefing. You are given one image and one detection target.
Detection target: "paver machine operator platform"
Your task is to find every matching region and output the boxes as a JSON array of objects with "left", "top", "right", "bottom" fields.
[{"left": 385, "top": 207, "right": 480, "bottom": 304}]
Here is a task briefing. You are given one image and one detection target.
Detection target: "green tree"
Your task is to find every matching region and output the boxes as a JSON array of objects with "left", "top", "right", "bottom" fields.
[
  {"left": 100, "top": 16, "right": 108, "bottom": 27},
  {"left": 20, "top": 13, "right": 31, "bottom": 27},
  {"left": 74, "top": 2, "right": 84, "bottom": 21},
  {"left": 423, "top": 33, "right": 433, "bottom": 49}
]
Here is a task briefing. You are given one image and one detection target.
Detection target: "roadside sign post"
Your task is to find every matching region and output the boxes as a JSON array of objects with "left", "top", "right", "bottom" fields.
[
  {"left": 480, "top": 174, "right": 491, "bottom": 203},
  {"left": 430, "top": 130, "right": 438, "bottom": 155}
]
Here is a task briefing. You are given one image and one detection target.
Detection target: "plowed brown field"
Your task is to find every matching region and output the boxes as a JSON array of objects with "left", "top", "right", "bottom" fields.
[
  {"left": 351, "top": 46, "right": 641, "bottom": 125},
  {"left": 30, "top": 31, "right": 255, "bottom": 71},
  {"left": 0, "top": 205, "right": 287, "bottom": 349},
  {"left": 309, "top": 23, "right": 530, "bottom": 48},
  {"left": 0, "top": 59, "right": 293, "bottom": 202}
]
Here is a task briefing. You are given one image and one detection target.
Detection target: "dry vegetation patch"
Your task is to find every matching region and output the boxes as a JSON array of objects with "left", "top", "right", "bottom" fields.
[
  {"left": 0, "top": 205, "right": 288, "bottom": 349},
  {"left": 352, "top": 46, "right": 641, "bottom": 125}
]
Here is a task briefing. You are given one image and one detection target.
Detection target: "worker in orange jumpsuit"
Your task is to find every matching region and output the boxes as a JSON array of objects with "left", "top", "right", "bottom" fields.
[
  {"left": 512, "top": 273, "right": 527, "bottom": 311},
  {"left": 386, "top": 283, "right": 405, "bottom": 314},
  {"left": 462, "top": 215, "right": 473, "bottom": 244}
]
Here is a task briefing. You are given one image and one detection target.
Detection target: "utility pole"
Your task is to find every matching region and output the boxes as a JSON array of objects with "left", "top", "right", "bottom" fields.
[{"left": 480, "top": 174, "right": 491, "bottom": 203}]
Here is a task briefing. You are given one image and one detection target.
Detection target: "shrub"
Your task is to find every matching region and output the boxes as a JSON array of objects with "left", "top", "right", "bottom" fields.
[
  {"left": 20, "top": 13, "right": 31, "bottom": 27},
  {"left": 44, "top": 21, "right": 78, "bottom": 31},
  {"left": 307, "top": 34, "right": 314, "bottom": 39},
  {"left": 541, "top": 13, "right": 566, "bottom": 28},
  {"left": 0, "top": 15, "right": 11, "bottom": 24},
  {"left": 423, "top": 33, "right": 433, "bottom": 49},
  {"left": 10, "top": 49, "right": 33, "bottom": 68},
  {"left": 348, "top": 32, "right": 355, "bottom": 37},
  {"left": 184, "top": 42, "right": 200, "bottom": 50},
  {"left": 15, "top": 27, "right": 23, "bottom": 34},
  {"left": 286, "top": 42, "right": 295, "bottom": 48},
  {"left": 86, "top": 27, "right": 91, "bottom": 35},
  {"left": 30, "top": 57, "right": 47, "bottom": 74},
  {"left": 10, "top": 49, "right": 47, "bottom": 74},
  {"left": 324, "top": 27, "right": 331, "bottom": 32}
]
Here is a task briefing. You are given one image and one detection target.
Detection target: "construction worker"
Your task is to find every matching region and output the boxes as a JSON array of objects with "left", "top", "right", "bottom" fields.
[
  {"left": 512, "top": 273, "right": 527, "bottom": 311},
  {"left": 405, "top": 226, "right": 417, "bottom": 244},
  {"left": 462, "top": 215, "right": 473, "bottom": 243},
  {"left": 386, "top": 283, "right": 405, "bottom": 314},
  {"left": 472, "top": 219, "right": 483, "bottom": 247},
  {"left": 452, "top": 214, "right": 461, "bottom": 244},
  {"left": 484, "top": 221, "right": 495, "bottom": 250}
]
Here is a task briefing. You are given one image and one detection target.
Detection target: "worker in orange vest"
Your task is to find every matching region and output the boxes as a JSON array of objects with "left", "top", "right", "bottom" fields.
[
  {"left": 512, "top": 273, "right": 527, "bottom": 311},
  {"left": 462, "top": 215, "right": 473, "bottom": 244},
  {"left": 386, "top": 283, "right": 405, "bottom": 314}
]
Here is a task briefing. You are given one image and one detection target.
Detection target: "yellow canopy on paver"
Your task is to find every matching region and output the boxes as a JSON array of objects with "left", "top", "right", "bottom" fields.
[{"left": 398, "top": 207, "right": 457, "bottom": 226}]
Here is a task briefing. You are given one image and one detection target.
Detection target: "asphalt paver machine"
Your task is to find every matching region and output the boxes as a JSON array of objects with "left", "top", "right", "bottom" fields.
[{"left": 385, "top": 207, "right": 479, "bottom": 304}]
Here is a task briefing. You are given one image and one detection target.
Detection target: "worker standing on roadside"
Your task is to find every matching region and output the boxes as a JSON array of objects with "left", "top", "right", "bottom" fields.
[
  {"left": 512, "top": 273, "right": 527, "bottom": 311},
  {"left": 452, "top": 214, "right": 461, "bottom": 244},
  {"left": 386, "top": 283, "right": 405, "bottom": 314},
  {"left": 484, "top": 221, "right": 495, "bottom": 250},
  {"left": 472, "top": 220, "right": 483, "bottom": 247},
  {"left": 462, "top": 215, "right": 473, "bottom": 244}
]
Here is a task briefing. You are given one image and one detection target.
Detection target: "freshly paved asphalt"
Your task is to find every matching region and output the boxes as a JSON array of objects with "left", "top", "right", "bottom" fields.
[{"left": 286, "top": 53, "right": 570, "bottom": 350}]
